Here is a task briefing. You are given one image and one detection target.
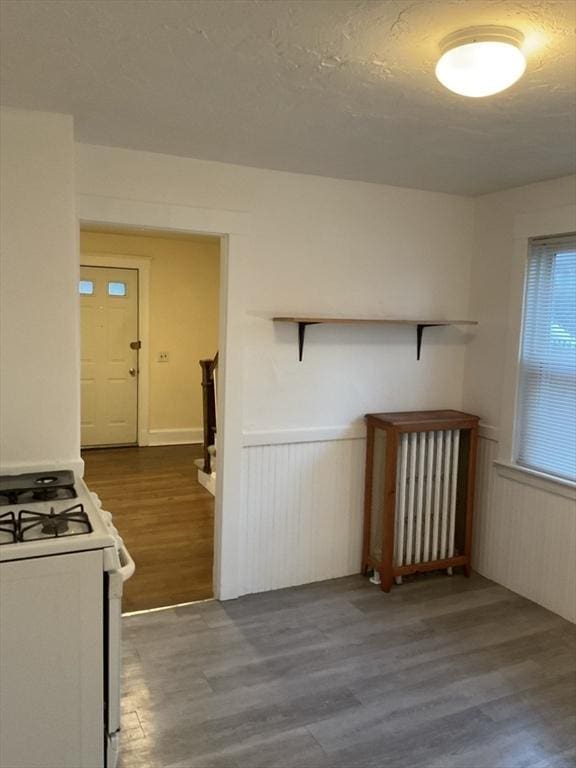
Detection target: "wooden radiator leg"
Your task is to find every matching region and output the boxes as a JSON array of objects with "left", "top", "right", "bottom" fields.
[{"left": 380, "top": 570, "right": 393, "bottom": 593}]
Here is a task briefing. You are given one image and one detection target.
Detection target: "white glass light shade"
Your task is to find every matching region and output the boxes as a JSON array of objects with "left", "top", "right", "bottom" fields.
[{"left": 436, "top": 27, "right": 526, "bottom": 97}]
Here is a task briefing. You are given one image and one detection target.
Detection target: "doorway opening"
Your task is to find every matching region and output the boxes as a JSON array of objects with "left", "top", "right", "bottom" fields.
[{"left": 79, "top": 227, "right": 220, "bottom": 611}]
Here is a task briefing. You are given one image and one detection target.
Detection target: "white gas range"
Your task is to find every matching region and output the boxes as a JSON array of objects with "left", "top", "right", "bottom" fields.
[{"left": 0, "top": 469, "right": 135, "bottom": 768}]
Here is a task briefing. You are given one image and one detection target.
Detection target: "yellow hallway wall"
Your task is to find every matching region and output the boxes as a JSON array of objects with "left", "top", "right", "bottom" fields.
[{"left": 80, "top": 230, "right": 219, "bottom": 441}]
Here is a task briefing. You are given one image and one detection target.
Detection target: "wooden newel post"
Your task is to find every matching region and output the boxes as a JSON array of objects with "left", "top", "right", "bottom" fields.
[
  {"left": 199, "top": 358, "right": 217, "bottom": 474},
  {"left": 362, "top": 410, "right": 480, "bottom": 592}
]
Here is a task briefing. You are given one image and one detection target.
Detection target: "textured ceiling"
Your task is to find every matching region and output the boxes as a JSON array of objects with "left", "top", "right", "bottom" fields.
[{"left": 1, "top": 0, "right": 575, "bottom": 195}]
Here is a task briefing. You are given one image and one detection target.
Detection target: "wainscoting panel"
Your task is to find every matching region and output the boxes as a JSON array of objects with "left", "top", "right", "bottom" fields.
[
  {"left": 239, "top": 432, "right": 575, "bottom": 620},
  {"left": 472, "top": 436, "right": 498, "bottom": 576},
  {"left": 473, "top": 435, "right": 576, "bottom": 623},
  {"left": 240, "top": 438, "right": 366, "bottom": 594}
]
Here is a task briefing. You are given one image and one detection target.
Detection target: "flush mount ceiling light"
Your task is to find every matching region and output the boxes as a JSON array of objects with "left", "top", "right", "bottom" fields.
[{"left": 436, "top": 26, "right": 526, "bottom": 97}]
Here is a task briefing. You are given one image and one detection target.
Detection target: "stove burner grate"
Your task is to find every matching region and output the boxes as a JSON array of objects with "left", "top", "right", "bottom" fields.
[
  {"left": 17, "top": 504, "right": 92, "bottom": 542},
  {"left": 0, "top": 471, "right": 77, "bottom": 507},
  {"left": 0, "top": 512, "right": 18, "bottom": 545}
]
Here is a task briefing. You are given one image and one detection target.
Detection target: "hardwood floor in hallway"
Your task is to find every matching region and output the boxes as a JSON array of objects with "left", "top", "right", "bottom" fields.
[{"left": 83, "top": 444, "right": 214, "bottom": 612}]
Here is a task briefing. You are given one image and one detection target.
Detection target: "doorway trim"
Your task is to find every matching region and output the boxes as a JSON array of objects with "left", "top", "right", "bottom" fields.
[
  {"left": 77, "top": 194, "right": 250, "bottom": 601},
  {"left": 80, "top": 253, "right": 151, "bottom": 447}
]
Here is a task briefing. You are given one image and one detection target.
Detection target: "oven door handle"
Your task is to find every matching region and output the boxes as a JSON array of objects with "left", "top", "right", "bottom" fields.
[{"left": 117, "top": 541, "right": 136, "bottom": 582}]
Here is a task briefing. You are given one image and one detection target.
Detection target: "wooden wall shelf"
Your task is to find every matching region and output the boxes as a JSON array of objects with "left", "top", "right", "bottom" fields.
[{"left": 273, "top": 316, "right": 478, "bottom": 361}]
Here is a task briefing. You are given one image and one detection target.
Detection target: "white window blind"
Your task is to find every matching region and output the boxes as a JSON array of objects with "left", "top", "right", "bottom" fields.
[{"left": 516, "top": 234, "right": 576, "bottom": 482}]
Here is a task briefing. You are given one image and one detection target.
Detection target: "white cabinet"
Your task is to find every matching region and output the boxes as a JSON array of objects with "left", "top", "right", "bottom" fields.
[{"left": 0, "top": 551, "right": 104, "bottom": 768}]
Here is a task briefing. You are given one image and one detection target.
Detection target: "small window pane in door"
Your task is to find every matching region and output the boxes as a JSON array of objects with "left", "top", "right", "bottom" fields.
[
  {"left": 108, "top": 282, "right": 127, "bottom": 297},
  {"left": 79, "top": 280, "right": 94, "bottom": 295}
]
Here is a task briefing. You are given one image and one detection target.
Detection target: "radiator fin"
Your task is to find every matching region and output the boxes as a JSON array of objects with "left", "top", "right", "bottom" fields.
[{"left": 395, "top": 429, "right": 461, "bottom": 566}]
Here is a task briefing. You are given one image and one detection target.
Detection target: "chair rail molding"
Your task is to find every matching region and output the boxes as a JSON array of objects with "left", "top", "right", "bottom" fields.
[{"left": 243, "top": 424, "right": 366, "bottom": 447}]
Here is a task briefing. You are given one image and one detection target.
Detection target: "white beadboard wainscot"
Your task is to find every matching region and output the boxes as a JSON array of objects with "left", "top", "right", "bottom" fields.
[
  {"left": 473, "top": 434, "right": 576, "bottom": 623},
  {"left": 239, "top": 436, "right": 366, "bottom": 594}
]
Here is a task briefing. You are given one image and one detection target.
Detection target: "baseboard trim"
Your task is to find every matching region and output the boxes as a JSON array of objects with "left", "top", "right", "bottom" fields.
[{"left": 148, "top": 428, "right": 203, "bottom": 446}]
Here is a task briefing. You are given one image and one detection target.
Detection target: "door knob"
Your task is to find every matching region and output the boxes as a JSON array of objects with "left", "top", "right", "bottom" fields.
[{"left": 129, "top": 368, "right": 137, "bottom": 377}]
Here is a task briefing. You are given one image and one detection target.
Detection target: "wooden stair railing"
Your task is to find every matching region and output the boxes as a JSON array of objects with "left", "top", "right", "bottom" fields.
[{"left": 199, "top": 352, "right": 218, "bottom": 474}]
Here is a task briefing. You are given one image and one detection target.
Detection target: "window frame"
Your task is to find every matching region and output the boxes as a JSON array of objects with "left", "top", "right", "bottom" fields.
[
  {"left": 79, "top": 279, "right": 95, "bottom": 296},
  {"left": 511, "top": 233, "right": 576, "bottom": 485},
  {"left": 107, "top": 280, "right": 128, "bottom": 297},
  {"left": 491, "top": 205, "right": 576, "bottom": 494}
]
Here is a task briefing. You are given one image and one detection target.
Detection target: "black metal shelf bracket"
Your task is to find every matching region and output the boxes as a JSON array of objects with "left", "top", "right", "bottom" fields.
[
  {"left": 296, "top": 321, "right": 448, "bottom": 361},
  {"left": 416, "top": 324, "right": 442, "bottom": 360},
  {"left": 298, "top": 322, "right": 319, "bottom": 361}
]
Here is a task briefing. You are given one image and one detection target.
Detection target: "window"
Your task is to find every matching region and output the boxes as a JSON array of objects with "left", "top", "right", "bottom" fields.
[
  {"left": 79, "top": 280, "right": 94, "bottom": 295},
  {"left": 515, "top": 235, "right": 576, "bottom": 482},
  {"left": 107, "top": 281, "right": 127, "bottom": 297}
]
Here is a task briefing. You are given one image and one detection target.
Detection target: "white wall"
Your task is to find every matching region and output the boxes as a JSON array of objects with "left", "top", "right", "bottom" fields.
[
  {"left": 76, "top": 144, "right": 476, "bottom": 432},
  {"left": 6, "top": 109, "right": 572, "bottom": 613},
  {"left": 464, "top": 176, "right": 576, "bottom": 623},
  {"left": 463, "top": 176, "right": 576, "bottom": 429},
  {"left": 76, "top": 143, "right": 476, "bottom": 596},
  {"left": 0, "top": 109, "right": 80, "bottom": 473}
]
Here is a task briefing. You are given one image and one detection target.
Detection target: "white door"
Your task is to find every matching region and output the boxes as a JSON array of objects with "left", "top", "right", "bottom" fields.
[{"left": 80, "top": 266, "right": 139, "bottom": 447}]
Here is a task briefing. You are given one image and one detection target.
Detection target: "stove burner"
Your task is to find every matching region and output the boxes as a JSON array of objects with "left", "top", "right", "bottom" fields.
[
  {"left": 17, "top": 504, "right": 92, "bottom": 542},
  {"left": 33, "top": 488, "right": 59, "bottom": 501},
  {"left": 41, "top": 513, "right": 70, "bottom": 535}
]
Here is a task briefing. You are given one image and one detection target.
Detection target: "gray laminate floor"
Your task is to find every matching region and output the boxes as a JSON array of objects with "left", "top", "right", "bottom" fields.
[{"left": 119, "top": 573, "right": 576, "bottom": 768}]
